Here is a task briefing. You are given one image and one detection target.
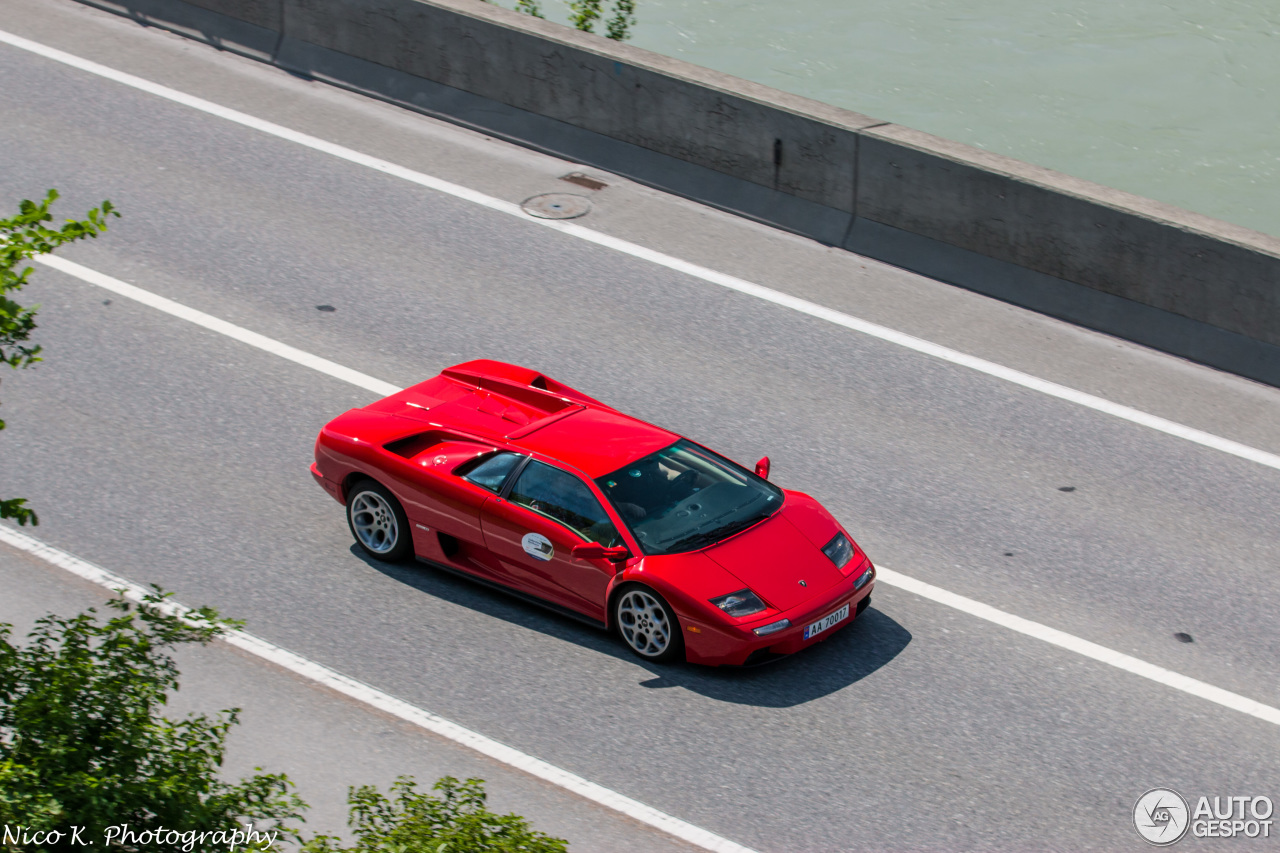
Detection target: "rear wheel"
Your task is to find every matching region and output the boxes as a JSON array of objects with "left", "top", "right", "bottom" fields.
[
  {"left": 346, "top": 480, "right": 411, "bottom": 562},
  {"left": 614, "top": 585, "right": 683, "bottom": 663}
]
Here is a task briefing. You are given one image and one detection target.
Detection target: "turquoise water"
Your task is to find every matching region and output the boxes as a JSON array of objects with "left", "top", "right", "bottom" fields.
[{"left": 529, "top": 0, "right": 1280, "bottom": 237}]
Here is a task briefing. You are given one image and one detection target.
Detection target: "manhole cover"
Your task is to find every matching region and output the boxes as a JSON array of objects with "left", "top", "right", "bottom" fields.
[{"left": 521, "top": 193, "right": 592, "bottom": 220}]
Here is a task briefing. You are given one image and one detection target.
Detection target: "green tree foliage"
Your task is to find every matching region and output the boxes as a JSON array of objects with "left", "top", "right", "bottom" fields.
[
  {"left": 302, "top": 776, "right": 568, "bottom": 853},
  {"left": 0, "top": 590, "right": 304, "bottom": 852},
  {"left": 488, "top": 0, "right": 637, "bottom": 40},
  {"left": 567, "top": 0, "right": 636, "bottom": 39},
  {"left": 604, "top": 0, "right": 636, "bottom": 41},
  {"left": 566, "top": 0, "right": 602, "bottom": 32},
  {"left": 515, "top": 0, "right": 545, "bottom": 19},
  {"left": 1, "top": 189, "right": 119, "bottom": 527}
]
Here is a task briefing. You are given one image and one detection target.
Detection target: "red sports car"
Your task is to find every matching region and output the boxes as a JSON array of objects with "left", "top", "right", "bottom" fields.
[{"left": 311, "top": 360, "right": 875, "bottom": 665}]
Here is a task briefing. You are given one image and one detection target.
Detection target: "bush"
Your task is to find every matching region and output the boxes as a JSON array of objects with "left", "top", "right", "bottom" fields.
[
  {"left": 302, "top": 776, "right": 568, "bottom": 853},
  {"left": 0, "top": 592, "right": 569, "bottom": 852},
  {"left": 0, "top": 590, "right": 304, "bottom": 852}
]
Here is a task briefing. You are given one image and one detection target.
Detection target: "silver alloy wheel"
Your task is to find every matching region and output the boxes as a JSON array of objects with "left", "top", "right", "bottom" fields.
[
  {"left": 350, "top": 490, "right": 399, "bottom": 554},
  {"left": 617, "top": 588, "right": 672, "bottom": 657}
]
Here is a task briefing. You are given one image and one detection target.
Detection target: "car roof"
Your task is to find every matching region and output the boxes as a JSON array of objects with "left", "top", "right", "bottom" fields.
[{"left": 512, "top": 406, "right": 678, "bottom": 479}]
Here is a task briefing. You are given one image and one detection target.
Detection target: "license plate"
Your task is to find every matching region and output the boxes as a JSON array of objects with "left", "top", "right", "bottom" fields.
[{"left": 803, "top": 603, "right": 850, "bottom": 640}]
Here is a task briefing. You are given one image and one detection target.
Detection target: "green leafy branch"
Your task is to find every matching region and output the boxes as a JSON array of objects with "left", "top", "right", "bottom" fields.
[
  {"left": 1, "top": 189, "right": 119, "bottom": 527},
  {"left": 487, "top": 0, "right": 638, "bottom": 40},
  {"left": 2, "top": 590, "right": 569, "bottom": 852},
  {"left": 0, "top": 588, "right": 304, "bottom": 851},
  {"left": 604, "top": 0, "right": 636, "bottom": 41},
  {"left": 302, "top": 776, "right": 568, "bottom": 853}
]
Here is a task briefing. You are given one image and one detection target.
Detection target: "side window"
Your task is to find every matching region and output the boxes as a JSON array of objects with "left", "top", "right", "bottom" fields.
[
  {"left": 509, "top": 460, "right": 622, "bottom": 547},
  {"left": 459, "top": 452, "right": 523, "bottom": 493}
]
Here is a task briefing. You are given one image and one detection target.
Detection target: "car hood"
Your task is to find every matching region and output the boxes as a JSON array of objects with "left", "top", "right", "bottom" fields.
[{"left": 702, "top": 509, "right": 844, "bottom": 612}]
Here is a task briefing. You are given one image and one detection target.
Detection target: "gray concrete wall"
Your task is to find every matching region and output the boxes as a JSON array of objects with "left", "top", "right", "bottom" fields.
[
  {"left": 183, "top": 0, "right": 281, "bottom": 29},
  {"left": 281, "top": 0, "right": 873, "bottom": 215},
  {"left": 858, "top": 126, "right": 1280, "bottom": 350},
  {"left": 74, "top": 0, "right": 1280, "bottom": 384}
]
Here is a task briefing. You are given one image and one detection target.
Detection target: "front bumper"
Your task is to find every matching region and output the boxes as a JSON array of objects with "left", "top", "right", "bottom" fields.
[{"left": 682, "top": 564, "right": 876, "bottom": 666}]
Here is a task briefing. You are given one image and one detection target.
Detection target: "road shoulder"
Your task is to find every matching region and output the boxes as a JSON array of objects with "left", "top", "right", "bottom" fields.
[{"left": 0, "top": 539, "right": 702, "bottom": 853}]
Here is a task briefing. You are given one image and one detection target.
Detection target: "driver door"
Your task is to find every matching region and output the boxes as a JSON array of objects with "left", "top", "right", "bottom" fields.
[{"left": 480, "top": 459, "right": 624, "bottom": 622}]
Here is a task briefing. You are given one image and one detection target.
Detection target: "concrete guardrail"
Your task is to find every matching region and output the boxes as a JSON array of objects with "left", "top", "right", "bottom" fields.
[{"left": 78, "top": 0, "right": 1280, "bottom": 385}]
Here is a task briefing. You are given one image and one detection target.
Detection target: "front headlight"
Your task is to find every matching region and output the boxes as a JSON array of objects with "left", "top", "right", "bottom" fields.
[
  {"left": 854, "top": 564, "right": 874, "bottom": 590},
  {"left": 822, "top": 532, "right": 854, "bottom": 569},
  {"left": 710, "top": 589, "right": 767, "bottom": 618}
]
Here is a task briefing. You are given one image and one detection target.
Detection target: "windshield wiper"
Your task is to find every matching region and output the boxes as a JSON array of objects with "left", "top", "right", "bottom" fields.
[{"left": 666, "top": 522, "right": 751, "bottom": 553}]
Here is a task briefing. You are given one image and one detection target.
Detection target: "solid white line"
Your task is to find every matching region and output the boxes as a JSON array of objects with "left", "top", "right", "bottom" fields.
[
  {"left": 28, "top": 253, "right": 1280, "bottom": 729},
  {"left": 0, "top": 525, "right": 759, "bottom": 853},
  {"left": 874, "top": 568, "right": 1280, "bottom": 728},
  {"left": 3, "top": 27, "right": 1279, "bottom": 474},
  {"left": 35, "top": 255, "right": 401, "bottom": 398}
]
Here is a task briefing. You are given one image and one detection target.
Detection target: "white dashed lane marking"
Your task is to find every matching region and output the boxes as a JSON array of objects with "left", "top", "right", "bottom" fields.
[{"left": 24, "top": 256, "right": 1280, "bottom": 730}]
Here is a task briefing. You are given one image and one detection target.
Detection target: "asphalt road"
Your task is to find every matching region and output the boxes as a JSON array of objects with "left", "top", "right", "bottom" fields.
[{"left": 2, "top": 2, "right": 1279, "bottom": 850}]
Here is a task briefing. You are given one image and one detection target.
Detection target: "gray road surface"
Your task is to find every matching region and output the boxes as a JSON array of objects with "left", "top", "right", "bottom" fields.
[{"left": 1, "top": 2, "right": 1278, "bottom": 851}]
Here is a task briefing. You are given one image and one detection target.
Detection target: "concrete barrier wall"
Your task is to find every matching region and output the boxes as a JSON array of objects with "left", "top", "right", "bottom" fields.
[
  {"left": 75, "top": 0, "right": 1280, "bottom": 383},
  {"left": 857, "top": 126, "right": 1280, "bottom": 350},
  {"left": 182, "top": 0, "right": 280, "bottom": 29},
  {"left": 283, "top": 0, "right": 872, "bottom": 215}
]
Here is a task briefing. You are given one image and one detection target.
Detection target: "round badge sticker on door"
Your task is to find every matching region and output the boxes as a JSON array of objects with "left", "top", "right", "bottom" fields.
[{"left": 521, "top": 532, "right": 554, "bottom": 561}]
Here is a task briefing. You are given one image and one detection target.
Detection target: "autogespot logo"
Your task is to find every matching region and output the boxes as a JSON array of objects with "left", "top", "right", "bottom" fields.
[
  {"left": 1134, "top": 788, "right": 1191, "bottom": 846},
  {"left": 1133, "top": 788, "right": 1276, "bottom": 843}
]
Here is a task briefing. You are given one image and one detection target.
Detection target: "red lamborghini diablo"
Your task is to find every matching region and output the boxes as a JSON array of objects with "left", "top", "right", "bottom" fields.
[{"left": 311, "top": 360, "right": 875, "bottom": 665}]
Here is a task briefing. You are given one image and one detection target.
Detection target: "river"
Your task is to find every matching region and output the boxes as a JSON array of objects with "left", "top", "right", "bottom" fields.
[{"left": 528, "top": 0, "right": 1280, "bottom": 238}]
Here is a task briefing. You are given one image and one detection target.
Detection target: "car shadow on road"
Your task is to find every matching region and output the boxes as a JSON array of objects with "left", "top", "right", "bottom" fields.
[
  {"left": 360, "top": 547, "right": 911, "bottom": 707},
  {"left": 358, "top": 546, "right": 633, "bottom": 652},
  {"left": 632, "top": 607, "right": 911, "bottom": 706}
]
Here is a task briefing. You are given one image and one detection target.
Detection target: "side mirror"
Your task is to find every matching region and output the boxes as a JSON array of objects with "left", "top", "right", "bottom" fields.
[
  {"left": 755, "top": 456, "right": 771, "bottom": 480},
  {"left": 572, "top": 543, "right": 630, "bottom": 561}
]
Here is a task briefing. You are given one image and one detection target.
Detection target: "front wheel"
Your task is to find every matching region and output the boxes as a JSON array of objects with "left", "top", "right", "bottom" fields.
[
  {"left": 346, "top": 479, "right": 412, "bottom": 562},
  {"left": 614, "top": 585, "right": 683, "bottom": 663}
]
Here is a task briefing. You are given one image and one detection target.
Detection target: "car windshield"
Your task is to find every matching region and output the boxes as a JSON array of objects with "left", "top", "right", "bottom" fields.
[{"left": 595, "top": 439, "right": 783, "bottom": 556}]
